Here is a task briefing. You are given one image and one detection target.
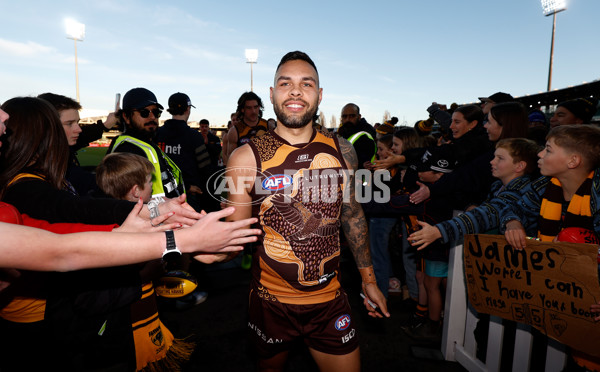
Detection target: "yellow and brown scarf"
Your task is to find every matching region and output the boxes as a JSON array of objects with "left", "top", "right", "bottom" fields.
[
  {"left": 131, "top": 283, "right": 195, "bottom": 371},
  {"left": 538, "top": 172, "right": 600, "bottom": 371},
  {"left": 538, "top": 172, "right": 595, "bottom": 242}
]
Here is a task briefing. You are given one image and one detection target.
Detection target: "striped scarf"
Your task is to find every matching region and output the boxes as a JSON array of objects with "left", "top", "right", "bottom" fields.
[
  {"left": 538, "top": 172, "right": 594, "bottom": 242},
  {"left": 132, "top": 283, "right": 195, "bottom": 371}
]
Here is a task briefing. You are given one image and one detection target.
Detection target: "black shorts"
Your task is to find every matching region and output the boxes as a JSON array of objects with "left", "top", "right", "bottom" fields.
[{"left": 247, "top": 286, "right": 359, "bottom": 358}]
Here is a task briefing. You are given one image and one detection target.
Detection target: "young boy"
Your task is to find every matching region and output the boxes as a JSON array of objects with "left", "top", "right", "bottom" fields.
[
  {"left": 408, "top": 138, "right": 541, "bottom": 249},
  {"left": 498, "top": 126, "right": 600, "bottom": 371},
  {"left": 500, "top": 125, "right": 600, "bottom": 248},
  {"left": 96, "top": 152, "right": 155, "bottom": 203},
  {"left": 96, "top": 152, "right": 196, "bottom": 371}
]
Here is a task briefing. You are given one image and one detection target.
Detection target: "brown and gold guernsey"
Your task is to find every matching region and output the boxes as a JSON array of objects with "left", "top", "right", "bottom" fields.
[
  {"left": 248, "top": 129, "right": 348, "bottom": 305},
  {"left": 235, "top": 119, "right": 268, "bottom": 147}
]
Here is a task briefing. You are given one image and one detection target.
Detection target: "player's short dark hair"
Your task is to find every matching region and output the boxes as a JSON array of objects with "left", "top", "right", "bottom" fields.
[{"left": 276, "top": 51, "right": 318, "bottom": 76}]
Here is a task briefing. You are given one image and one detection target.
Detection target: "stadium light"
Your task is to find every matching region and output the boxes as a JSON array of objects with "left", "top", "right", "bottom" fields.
[
  {"left": 541, "top": 0, "right": 566, "bottom": 92},
  {"left": 245, "top": 49, "right": 258, "bottom": 92},
  {"left": 65, "top": 19, "right": 85, "bottom": 102}
]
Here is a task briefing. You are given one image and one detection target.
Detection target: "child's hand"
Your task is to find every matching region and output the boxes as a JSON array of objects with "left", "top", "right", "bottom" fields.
[
  {"left": 409, "top": 182, "right": 430, "bottom": 204},
  {"left": 504, "top": 220, "right": 527, "bottom": 250},
  {"left": 408, "top": 221, "right": 442, "bottom": 250},
  {"left": 373, "top": 154, "right": 402, "bottom": 170}
]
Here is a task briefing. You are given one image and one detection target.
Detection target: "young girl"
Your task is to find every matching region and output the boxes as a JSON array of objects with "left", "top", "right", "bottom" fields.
[{"left": 365, "top": 135, "right": 400, "bottom": 297}]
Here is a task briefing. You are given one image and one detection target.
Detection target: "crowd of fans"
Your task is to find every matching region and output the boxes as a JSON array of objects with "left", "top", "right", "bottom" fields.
[{"left": 0, "top": 86, "right": 599, "bottom": 371}]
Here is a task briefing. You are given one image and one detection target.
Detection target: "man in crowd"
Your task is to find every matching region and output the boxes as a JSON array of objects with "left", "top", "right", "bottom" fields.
[
  {"left": 222, "top": 91, "right": 268, "bottom": 164},
  {"left": 549, "top": 97, "right": 598, "bottom": 127},
  {"left": 337, "top": 103, "right": 377, "bottom": 168},
  {"left": 225, "top": 51, "right": 388, "bottom": 372},
  {"left": 155, "top": 92, "right": 212, "bottom": 212},
  {"left": 38, "top": 92, "right": 118, "bottom": 195},
  {"left": 199, "top": 118, "right": 222, "bottom": 169},
  {"left": 109, "top": 87, "right": 185, "bottom": 200},
  {"left": 110, "top": 89, "right": 211, "bottom": 308}
]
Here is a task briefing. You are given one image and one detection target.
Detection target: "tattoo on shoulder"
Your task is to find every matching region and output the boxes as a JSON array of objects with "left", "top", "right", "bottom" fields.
[{"left": 338, "top": 138, "right": 358, "bottom": 170}]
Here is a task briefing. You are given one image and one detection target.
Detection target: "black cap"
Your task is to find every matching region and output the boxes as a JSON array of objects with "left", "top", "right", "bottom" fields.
[
  {"left": 122, "top": 88, "right": 163, "bottom": 110},
  {"left": 416, "top": 147, "right": 456, "bottom": 173},
  {"left": 557, "top": 98, "right": 598, "bottom": 123},
  {"left": 478, "top": 92, "right": 514, "bottom": 104},
  {"left": 168, "top": 92, "right": 195, "bottom": 110}
]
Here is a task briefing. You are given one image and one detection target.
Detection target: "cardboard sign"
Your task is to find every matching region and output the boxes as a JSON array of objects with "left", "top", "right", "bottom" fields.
[{"left": 463, "top": 234, "right": 600, "bottom": 357}]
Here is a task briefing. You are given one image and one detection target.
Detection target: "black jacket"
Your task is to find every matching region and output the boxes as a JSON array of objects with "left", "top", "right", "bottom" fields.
[
  {"left": 155, "top": 119, "right": 211, "bottom": 192},
  {"left": 338, "top": 119, "right": 377, "bottom": 168}
]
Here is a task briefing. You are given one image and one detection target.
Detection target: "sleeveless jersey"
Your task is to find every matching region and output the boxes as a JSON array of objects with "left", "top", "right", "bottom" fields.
[
  {"left": 248, "top": 129, "right": 348, "bottom": 305},
  {"left": 235, "top": 119, "right": 268, "bottom": 147}
]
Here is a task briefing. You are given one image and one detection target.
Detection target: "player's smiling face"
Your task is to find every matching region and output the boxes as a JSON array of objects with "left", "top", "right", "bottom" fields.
[{"left": 270, "top": 59, "right": 322, "bottom": 129}]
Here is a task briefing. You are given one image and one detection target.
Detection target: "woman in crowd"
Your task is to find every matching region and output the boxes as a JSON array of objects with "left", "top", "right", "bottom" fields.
[{"left": 409, "top": 102, "right": 529, "bottom": 209}]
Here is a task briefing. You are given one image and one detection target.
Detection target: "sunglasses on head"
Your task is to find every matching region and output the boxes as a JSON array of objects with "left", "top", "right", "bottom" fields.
[{"left": 135, "top": 108, "right": 162, "bottom": 118}]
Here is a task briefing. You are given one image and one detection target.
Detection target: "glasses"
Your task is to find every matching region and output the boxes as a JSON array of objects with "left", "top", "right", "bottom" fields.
[{"left": 135, "top": 108, "right": 162, "bottom": 118}]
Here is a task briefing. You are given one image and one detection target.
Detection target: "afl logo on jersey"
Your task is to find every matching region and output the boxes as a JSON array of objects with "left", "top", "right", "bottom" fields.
[
  {"left": 335, "top": 314, "right": 351, "bottom": 331},
  {"left": 262, "top": 174, "right": 292, "bottom": 191}
]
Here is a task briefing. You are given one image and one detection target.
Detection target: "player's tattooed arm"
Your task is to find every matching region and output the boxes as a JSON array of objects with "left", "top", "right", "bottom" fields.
[
  {"left": 339, "top": 138, "right": 372, "bottom": 269},
  {"left": 338, "top": 138, "right": 389, "bottom": 318}
]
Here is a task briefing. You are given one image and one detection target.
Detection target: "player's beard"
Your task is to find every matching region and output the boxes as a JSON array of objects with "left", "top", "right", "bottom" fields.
[{"left": 274, "top": 98, "right": 318, "bottom": 129}]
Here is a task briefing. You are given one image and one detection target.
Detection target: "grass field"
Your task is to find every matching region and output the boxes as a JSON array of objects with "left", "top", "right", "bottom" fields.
[{"left": 76, "top": 147, "right": 108, "bottom": 168}]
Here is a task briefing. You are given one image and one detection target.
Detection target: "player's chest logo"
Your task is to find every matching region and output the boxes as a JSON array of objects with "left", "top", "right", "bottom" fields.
[{"left": 262, "top": 174, "right": 292, "bottom": 191}]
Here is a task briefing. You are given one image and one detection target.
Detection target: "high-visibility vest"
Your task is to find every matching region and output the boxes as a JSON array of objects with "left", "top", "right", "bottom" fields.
[
  {"left": 347, "top": 131, "right": 377, "bottom": 163},
  {"left": 111, "top": 135, "right": 184, "bottom": 198}
]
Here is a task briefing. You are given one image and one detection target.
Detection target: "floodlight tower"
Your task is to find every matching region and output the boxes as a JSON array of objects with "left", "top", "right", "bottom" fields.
[
  {"left": 541, "top": 0, "right": 567, "bottom": 92},
  {"left": 245, "top": 49, "right": 258, "bottom": 92},
  {"left": 65, "top": 18, "right": 85, "bottom": 102}
]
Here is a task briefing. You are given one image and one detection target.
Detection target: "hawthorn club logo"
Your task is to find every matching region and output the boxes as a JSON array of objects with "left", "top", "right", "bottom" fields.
[{"left": 205, "top": 167, "right": 391, "bottom": 206}]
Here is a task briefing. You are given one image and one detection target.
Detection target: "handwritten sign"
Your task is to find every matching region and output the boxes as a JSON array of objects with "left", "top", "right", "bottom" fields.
[{"left": 463, "top": 234, "right": 600, "bottom": 357}]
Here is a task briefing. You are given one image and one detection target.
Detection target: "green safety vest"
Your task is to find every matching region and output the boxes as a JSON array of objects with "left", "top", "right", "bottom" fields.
[
  {"left": 347, "top": 131, "right": 377, "bottom": 163},
  {"left": 110, "top": 135, "right": 184, "bottom": 198}
]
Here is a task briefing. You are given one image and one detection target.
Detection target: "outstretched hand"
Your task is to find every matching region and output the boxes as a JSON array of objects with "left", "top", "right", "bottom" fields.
[
  {"left": 408, "top": 220, "right": 441, "bottom": 250},
  {"left": 409, "top": 181, "right": 430, "bottom": 204},
  {"left": 363, "top": 161, "right": 375, "bottom": 171},
  {"left": 177, "top": 207, "right": 262, "bottom": 261},
  {"left": 373, "top": 154, "right": 403, "bottom": 170},
  {"left": 115, "top": 199, "right": 181, "bottom": 233},
  {"left": 159, "top": 194, "right": 204, "bottom": 226}
]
